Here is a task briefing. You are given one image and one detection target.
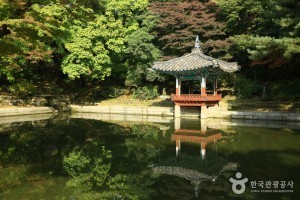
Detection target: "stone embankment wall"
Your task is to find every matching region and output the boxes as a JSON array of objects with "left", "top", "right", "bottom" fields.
[
  {"left": 71, "top": 104, "right": 300, "bottom": 121},
  {"left": 1, "top": 95, "right": 299, "bottom": 121},
  {"left": 203, "top": 104, "right": 300, "bottom": 121},
  {"left": 0, "top": 107, "right": 53, "bottom": 117},
  {"left": 71, "top": 105, "right": 174, "bottom": 116}
]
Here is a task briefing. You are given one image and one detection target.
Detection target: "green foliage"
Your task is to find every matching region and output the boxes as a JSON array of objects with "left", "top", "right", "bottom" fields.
[
  {"left": 0, "top": 0, "right": 159, "bottom": 87},
  {"left": 233, "top": 76, "right": 261, "bottom": 98},
  {"left": 105, "top": 171, "right": 156, "bottom": 200},
  {"left": 214, "top": 0, "right": 274, "bottom": 35},
  {"left": 95, "top": 87, "right": 127, "bottom": 99},
  {"left": 7, "top": 80, "right": 35, "bottom": 96},
  {"left": 130, "top": 124, "right": 159, "bottom": 139},
  {"left": 61, "top": 21, "right": 112, "bottom": 80},
  {"left": 215, "top": 0, "right": 300, "bottom": 71},
  {"left": 230, "top": 35, "right": 300, "bottom": 68},
  {"left": 124, "top": 12, "right": 161, "bottom": 87},
  {"left": 131, "top": 86, "right": 159, "bottom": 100},
  {"left": 0, "top": 1, "right": 70, "bottom": 82},
  {"left": 270, "top": 80, "right": 300, "bottom": 101},
  {"left": 0, "top": 0, "right": 13, "bottom": 20},
  {"left": 63, "top": 142, "right": 112, "bottom": 192},
  {"left": 0, "top": 0, "right": 299, "bottom": 99}
]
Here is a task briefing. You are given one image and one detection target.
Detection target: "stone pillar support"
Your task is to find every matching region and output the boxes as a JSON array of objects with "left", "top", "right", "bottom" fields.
[
  {"left": 200, "top": 119, "right": 208, "bottom": 132},
  {"left": 175, "top": 117, "right": 181, "bottom": 130},
  {"left": 174, "top": 104, "right": 181, "bottom": 118},
  {"left": 201, "top": 105, "right": 208, "bottom": 119}
]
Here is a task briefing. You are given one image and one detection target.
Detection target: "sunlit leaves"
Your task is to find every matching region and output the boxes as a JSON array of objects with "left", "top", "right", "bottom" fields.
[{"left": 0, "top": 0, "right": 157, "bottom": 83}]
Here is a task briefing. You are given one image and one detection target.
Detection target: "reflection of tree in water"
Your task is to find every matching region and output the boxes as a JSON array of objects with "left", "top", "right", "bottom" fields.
[
  {"left": 126, "top": 123, "right": 165, "bottom": 162},
  {"left": 100, "top": 123, "right": 165, "bottom": 199},
  {"left": 63, "top": 141, "right": 112, "bottom": 192},
  {"left": 0, "top": 119, "right": 168, "bottom": 199},
  {"left": 61, "top": 122, "right": 164, "bottom": 199}
]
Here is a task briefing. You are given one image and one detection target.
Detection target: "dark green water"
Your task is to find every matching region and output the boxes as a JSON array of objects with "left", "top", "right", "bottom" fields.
[{"left": 0, "top": 115, "right": 299, "bottom": 200}]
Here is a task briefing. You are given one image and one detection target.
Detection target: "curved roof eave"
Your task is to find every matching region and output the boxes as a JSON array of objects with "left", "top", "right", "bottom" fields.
[{"left": 152, "top": 51, "right": 240, "bottom": 75}]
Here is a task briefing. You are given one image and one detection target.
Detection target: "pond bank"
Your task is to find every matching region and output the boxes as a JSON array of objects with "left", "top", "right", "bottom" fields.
[
  {"left": 70, "top": 105, "right": 300, "bottom": 121},
  {"left": 0, "top": 104, "right": 299, "bottom": 122},
  {"left": 0, "top": 107, "right": 53, "bottom": 117}
]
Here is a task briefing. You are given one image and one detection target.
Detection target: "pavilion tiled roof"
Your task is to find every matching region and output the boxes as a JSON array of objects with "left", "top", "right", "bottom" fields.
[{"left": 152, "top": 47, "right": 240, "bottom": 76}]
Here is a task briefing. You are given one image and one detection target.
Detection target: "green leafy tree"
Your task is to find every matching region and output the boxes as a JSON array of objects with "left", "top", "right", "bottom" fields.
[
  {"left": 215, "top": 0, "right": 300, "bottom": 85},
  {"left": 124, "top": 13, "right": 161, "bottom": 87}
]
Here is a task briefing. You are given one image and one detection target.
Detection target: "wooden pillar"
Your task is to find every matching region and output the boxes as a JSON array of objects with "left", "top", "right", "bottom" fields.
[
  {"left": 201, "top": 77, "right": 207, "bottom": 96},
  {"left": 176, "top": 77, "right": 181, "bottom": 96},
  {"left": 189, "top": 80, "right": 193, "bottom": 94},
  {"left": 214, "top": 79, "right": 218, "bottom": 95}
]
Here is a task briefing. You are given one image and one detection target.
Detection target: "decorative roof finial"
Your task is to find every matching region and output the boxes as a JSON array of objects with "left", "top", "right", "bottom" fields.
[{"left": 195, "top": 35, "right": 200, "bottom": 48}]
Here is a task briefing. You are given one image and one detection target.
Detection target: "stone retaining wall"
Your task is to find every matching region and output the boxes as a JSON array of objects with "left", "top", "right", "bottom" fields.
[
  {"left": 204, "top": 104, "right": 300, "bottom": 121},
  {"left": 71, "top": 104, "right": 300, "bottom": 121},
  {"left": 71, "top": 105, "right": 174, "bottom": 116},
  {"left": 72, "top": 112, "right": 173, "bottom": 124},
  {"left": 0, "top": 107, "right": 53, "bottom": 117}
]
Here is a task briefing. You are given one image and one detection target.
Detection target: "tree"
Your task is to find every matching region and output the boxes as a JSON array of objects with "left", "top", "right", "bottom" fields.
[
  {"left": 0, "top": 0, "right": 160, "bottom": 89},
  {"left": 215, "top": 0, "right": 300, "bottom": 72},
  {"left": 150, "top": 0, "right": 228, "bottom": 58},
  {"left": 124, "top": 13, "right": 161, "bottom": 87},
  {"left": 0, "top": 1, "right": 67, "bottom": 82}
]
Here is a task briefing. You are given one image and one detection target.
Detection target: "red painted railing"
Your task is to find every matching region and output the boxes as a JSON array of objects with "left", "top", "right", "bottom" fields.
[{"left": 171, "top": 94, "right": 222, "bottom": 102}]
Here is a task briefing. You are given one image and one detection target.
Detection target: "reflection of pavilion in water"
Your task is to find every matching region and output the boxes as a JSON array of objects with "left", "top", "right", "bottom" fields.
[
  {"left": 173, "top": 118, "right": 222, "bottom": 160},
  {"left": 153, "top": 118, "right": 237, "bottom": 198}
]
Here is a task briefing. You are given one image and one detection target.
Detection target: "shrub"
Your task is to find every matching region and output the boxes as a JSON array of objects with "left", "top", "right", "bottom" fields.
[
  {"left": 233, "top": 76, "right": 261, "bottom": 98},
  {"left": 270, "top": 79, "right": 300, "bottom": 101},
  {"left": 94, "top": 87, "right": 127, "bottom": 99},
  {"left": 7, "top": 80, "right": 35, "bottom": 96},
  {"left": 131, "top": 86, "right": 159, "bottom": 100}
]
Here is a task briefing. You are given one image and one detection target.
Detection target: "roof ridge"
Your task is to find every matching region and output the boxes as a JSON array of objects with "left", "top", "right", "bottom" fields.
[{"left": 154, "top": 53, "right": 194, "bottom": 64}]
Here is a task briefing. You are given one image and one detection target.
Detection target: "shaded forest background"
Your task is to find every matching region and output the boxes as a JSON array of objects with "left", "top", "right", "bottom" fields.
[{"left": 0, "top": 0, "right": 299, "bottom": 100}]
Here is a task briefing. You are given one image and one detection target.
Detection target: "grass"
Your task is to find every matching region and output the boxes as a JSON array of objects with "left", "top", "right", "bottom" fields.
[{"left": 95, "top": 95, "right": 173, "bottom": 107}]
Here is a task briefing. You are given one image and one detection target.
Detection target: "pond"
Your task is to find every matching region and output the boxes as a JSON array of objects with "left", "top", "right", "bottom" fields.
[{"left": 0, "top": 114, "right": 299, "bottom": 200}]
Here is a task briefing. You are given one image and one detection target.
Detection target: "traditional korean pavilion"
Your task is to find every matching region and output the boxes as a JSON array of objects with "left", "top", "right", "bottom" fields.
[{"left": 152, "top": 36, "right": 240, "bottom": 118}]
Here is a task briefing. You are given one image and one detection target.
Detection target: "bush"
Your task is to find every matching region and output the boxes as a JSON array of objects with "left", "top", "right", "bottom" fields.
[
  {"left": 7, "top": 80, "right": 35, "bottom": 96},
  {"left": 270, "top": 79, "right": 300, "bottom": 101},
  {"left": 131, "top": 86, "right": 159, "bottom": 100},
  {"left": 233, "top": 76, "right": 261, "bottom": 98},
  {"left": 94, "top": 87, "right": 127, "bottom": 99}
]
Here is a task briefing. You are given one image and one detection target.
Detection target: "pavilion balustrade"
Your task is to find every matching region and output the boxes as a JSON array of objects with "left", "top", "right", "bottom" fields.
[{"left": 171, "top": 93, "right": 222, "bottom": 102}]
